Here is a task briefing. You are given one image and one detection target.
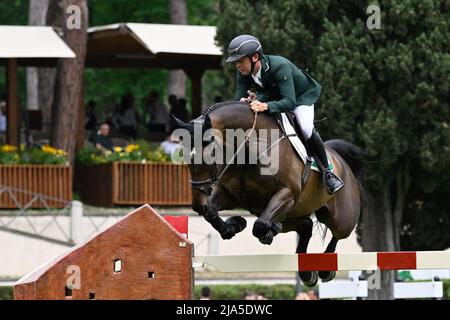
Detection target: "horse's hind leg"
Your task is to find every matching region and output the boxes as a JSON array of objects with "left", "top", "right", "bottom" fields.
[
  {"left": 294, "top": 218, "right": 319, "bottom": 287},
  {"left": 318, "top": 236, "right": 338, "bottom": 282}
]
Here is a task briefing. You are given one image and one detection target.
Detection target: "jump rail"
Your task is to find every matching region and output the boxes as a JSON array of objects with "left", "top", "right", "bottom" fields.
[{"left": 193, "top": 251, "right": 450, "bottom": 272}]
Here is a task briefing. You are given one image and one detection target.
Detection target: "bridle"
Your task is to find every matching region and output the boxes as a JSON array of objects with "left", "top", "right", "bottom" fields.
[{"left": 189, "top": 111, "right": 259, "bottom": 196}]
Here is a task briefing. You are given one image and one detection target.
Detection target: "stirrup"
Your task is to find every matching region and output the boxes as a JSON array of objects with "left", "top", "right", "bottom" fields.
[{"left": 323, "top": 170, "right": 344, "bottom": 195}]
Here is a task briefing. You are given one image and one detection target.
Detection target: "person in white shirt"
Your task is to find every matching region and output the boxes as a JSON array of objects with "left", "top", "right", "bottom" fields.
[{"left": 0, "top": 96, "right": 7, "bottom": 144}]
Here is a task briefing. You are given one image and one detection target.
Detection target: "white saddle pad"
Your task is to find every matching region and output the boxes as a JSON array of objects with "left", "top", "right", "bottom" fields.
[{"left": 280, "top": 113, "right": 327, "bottom": 172}]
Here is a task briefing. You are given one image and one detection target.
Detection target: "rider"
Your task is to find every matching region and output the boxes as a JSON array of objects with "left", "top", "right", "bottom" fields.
[{"left": 225, "top": 34, "right": 344, "bottom": 194}]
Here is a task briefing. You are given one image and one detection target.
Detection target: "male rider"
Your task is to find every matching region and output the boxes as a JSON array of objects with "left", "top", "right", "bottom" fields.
[{"left": 225, "top": 34, "right": 344, "bottom": 194}]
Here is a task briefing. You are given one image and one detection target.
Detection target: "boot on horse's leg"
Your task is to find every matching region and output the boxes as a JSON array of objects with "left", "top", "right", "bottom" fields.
[
  {"left": 296, "top": 218, "right": 318, "bottom": 287},
  {"left": 318, "top": 236, "right": 338, "bottom": 282},
  {"left": 307, "top": 129, "right": 344, "bottom": 195}
]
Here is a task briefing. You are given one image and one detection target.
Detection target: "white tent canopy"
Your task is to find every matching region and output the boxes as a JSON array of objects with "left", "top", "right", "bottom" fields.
[
  {"left": 88, "top": 23, "right": 222, "bottom": 56},
  {"left": 0, "top": 25, "right": 75, "bottom": 59}
]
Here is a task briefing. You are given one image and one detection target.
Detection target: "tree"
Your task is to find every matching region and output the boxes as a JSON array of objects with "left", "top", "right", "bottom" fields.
[
  {"left": 27, "top": 0, "right": 48, "bottom": 112},
  {"left": 50, "top": 0, "right": 88, "bottom": 164},
  {"left": 168, "top": 0, "right": 188, "bottom": 99},
  {"left": 216, "top": 0, "right": 450, "bottom": 299}
]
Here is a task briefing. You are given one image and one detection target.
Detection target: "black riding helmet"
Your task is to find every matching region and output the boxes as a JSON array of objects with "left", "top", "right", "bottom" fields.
[{"left": 225, "top": 35, "right": 263, "bottom": 73}]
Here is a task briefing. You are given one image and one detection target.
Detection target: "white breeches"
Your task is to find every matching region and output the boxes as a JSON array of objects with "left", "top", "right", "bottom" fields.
[{"left": 293, "top": 104, "right": 315, "bottom": 139}]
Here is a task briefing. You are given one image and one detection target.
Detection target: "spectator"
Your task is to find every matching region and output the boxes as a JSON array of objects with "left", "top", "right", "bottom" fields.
[
  {"left": 160, "top": 133, "right": 180, "bottom": 157},
  {"left": 0, "top": 95, "right": 6, "bottom": 144},
  {"left": 244, "top": 291, "right": 257, "bottom": 300},
  {"left": 93, "top": 123, "right": 113, "bottom": 152},
  {"left": 200, "top": 286, "right": 211, "bottom": 300},
  {"left": 170, "top": 97, "right": 190, "bottom": 132},
  {"left": 307, "top": 289, "right": 319, "bottom": 300},
  {"left": 85, "top": 100, "right": 98, "bottom": 131},
  {"left": 147, "top": 91, "right": 169, "bottom": 133},
  {"left": 295, "top": 292, "right": 310, "bottom": 300},
  {"left": 118, "top": 93, "right": 138, "bottom": 139},
  {"left": 257, "top": 293, "right": 268, "bottom": 300},
  {"left": 0, "top": 95, "right": 6, "bottom": 131}
]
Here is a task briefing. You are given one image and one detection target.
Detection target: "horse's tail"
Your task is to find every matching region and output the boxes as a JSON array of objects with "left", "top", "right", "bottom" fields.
[
  {"left": 325, "top": 139, "right": 366, "bottom": 184},
  {"left": 324, "top": 139, "right": 367, "bottom": 241}
]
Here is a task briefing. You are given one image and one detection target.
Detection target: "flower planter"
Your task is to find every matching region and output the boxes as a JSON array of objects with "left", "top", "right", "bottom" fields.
[
  {"left": 75, "top": 162, "right": 192, "bottom": 207},
  {"left": 0, "top": 165, "right": 72, "bottom": 209}
]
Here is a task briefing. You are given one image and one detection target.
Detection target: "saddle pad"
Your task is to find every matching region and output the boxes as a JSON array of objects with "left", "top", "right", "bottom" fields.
[{"left": 280, "top": 113, "right": 333, "bottom": 172}]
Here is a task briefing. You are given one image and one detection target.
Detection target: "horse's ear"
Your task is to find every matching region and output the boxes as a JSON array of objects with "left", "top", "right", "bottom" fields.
[
  {"left": 203, "top": 114, "right": 212, "bottom": 132},
  {"left": 172, "top": 114, "right": 190, "bottom": 129}
]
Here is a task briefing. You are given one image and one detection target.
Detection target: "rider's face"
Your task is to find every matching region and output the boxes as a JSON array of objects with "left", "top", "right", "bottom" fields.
[{"left": 234, "top": 56, "right": 252, "bottom": 76}]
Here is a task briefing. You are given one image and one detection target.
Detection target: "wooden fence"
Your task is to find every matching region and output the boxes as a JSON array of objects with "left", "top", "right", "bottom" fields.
[
  {"left": 75, "top": 162, "right": 192, "bottom": 206},
  {"left": 0, "top": 165, "right": 72, "bottom": 208}
]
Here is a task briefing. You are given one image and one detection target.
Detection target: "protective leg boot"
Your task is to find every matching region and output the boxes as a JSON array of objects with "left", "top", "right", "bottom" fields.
[{"left": 307, "top": 130, "right": 344, "bottom": 194}]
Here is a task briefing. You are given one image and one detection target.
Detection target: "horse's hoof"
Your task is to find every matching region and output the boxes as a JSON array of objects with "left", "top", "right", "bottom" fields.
[
  {"left": 219, "top": 224, "right": 236, "bottom": 240},
  {"left": 225, "top": 216, "right": 247, "bottom": 234},
  {"left": 299, "top": 271, "right": 318, "bottom": 287},
  {"left": 318, "top": 270, "right": 336, "bottom": 282},
  {"left": 252, "top": 220, "right": 271, "bottom": 238},
  {"left": 258, "top": 231, "right": 274, "bottom": 245}
]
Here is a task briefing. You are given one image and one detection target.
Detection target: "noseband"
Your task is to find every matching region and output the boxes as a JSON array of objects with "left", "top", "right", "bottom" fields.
[
  {"left": 189, "top": 164, "right": 218, "bottom": 196},
  {"left": 189, "top": 111, "right": 259, "bottom": 196}
]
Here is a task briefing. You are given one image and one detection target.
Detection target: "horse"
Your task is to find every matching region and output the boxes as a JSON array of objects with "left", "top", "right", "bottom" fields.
[{"left": 173, "top": 101, "right": 365, "bottom": 286}]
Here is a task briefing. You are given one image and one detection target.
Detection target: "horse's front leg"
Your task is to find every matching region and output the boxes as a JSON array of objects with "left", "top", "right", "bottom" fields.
[
  {"left": 202, "top": 185, "right": 247, "bottom": 240},
  {"left": 252, "top": 187, "right": 295, "bottom": 245}
]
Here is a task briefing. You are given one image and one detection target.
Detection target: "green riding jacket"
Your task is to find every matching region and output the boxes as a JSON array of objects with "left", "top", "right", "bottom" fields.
[{"left": 235, "top": 54, "right": 322, "bottom": 113}]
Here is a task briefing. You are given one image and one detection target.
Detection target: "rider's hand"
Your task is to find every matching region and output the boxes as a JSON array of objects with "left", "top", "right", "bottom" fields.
[
  {"left": 247, "top": 90, "right": 257, "bottom": 102},
  {"left": 250, "top": 100, "right": 269, "bottom": 113},
  {"left": 239, "top": 91, "right": 257, "bottom": 104}
]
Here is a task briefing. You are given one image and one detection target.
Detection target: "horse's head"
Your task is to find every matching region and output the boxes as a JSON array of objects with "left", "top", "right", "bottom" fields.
[{"left": 173, "top": 114, "right": 217, "bottom": 215}]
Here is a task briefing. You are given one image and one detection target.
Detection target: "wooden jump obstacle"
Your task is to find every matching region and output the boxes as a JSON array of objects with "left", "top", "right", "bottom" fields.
[{"left": 13, "top": 204, "right": 450, "bottom": 300}]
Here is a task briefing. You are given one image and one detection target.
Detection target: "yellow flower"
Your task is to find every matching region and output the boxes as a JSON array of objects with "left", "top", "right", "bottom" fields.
[
  {"left": 1, "top": 144, "right": 17, "bottom": 152},
  {"left": 125, "top": 144, "right": 139, "bottom": 153},
  {"left": 114, "top": 147, "right": 122, "bottom": 153},
  {"left": 41, "top": 145, "right": 58, "bottom": 155}
]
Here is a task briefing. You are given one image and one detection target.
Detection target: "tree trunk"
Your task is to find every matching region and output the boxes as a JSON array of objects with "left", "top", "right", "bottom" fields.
[
  {"left": 361, "top": 187, "right": 396, "bottom": 299},
  {"left": 27, "top": 0, "right": 49, "bottom": 111},
  {"left": 50, "top": 0, "right": 88, "bottom": 165},
  {"left": 32, "top": 0, "right": 66, "bottom": 136},
  {"left": 168, "top": 0, "right": 187, "bottom": 99},
  {"left": 393, "top": 160, "right": 411, "bottom": 249}
]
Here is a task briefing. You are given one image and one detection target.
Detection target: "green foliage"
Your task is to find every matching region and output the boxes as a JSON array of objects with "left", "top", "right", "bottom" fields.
[
  {"left": 0, "top": 144, "right": 68, "bottom": 165},
  {"left": 0, "top": 286, "right": 13, "bottom": 300},
  {"left": 0, "top": 0, "right": 28, "bottom": 26},
  {"left": 194, "top": 284, "right": 297, "bottom": 300},
  {"left": 75, "top": 141, "right": 172, "bottom": 165}
]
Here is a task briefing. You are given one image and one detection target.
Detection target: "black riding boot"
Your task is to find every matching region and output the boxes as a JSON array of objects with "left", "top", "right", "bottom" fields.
[{"left": 307, "top": 129, "right": 344, "bottom": 195}]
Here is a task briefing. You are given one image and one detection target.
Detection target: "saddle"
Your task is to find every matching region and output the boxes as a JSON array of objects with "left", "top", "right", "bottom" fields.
[{"left": 272, "top": 112, "right": 314, "bottom": 187}]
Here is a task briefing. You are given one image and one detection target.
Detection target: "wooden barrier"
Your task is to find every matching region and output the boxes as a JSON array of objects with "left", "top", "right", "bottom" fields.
[
  {"left": 75, "top": 162, "right": 192, "bottom": 207},
  {"left": 0, "top": 165, "right": 72, "bottom": 208},
  {"left": 14, "top": 205, "right": 193, "bottom": 300}
]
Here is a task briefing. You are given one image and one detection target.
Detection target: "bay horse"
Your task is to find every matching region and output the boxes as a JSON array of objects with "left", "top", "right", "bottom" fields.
[{"left": 174, "top": 101, "right": 365, "bottom": 286}]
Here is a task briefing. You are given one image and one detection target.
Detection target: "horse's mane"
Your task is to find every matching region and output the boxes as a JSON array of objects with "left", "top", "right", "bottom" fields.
[{"left": 199, "top": 101, "right": 244, "bottom": 118}]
